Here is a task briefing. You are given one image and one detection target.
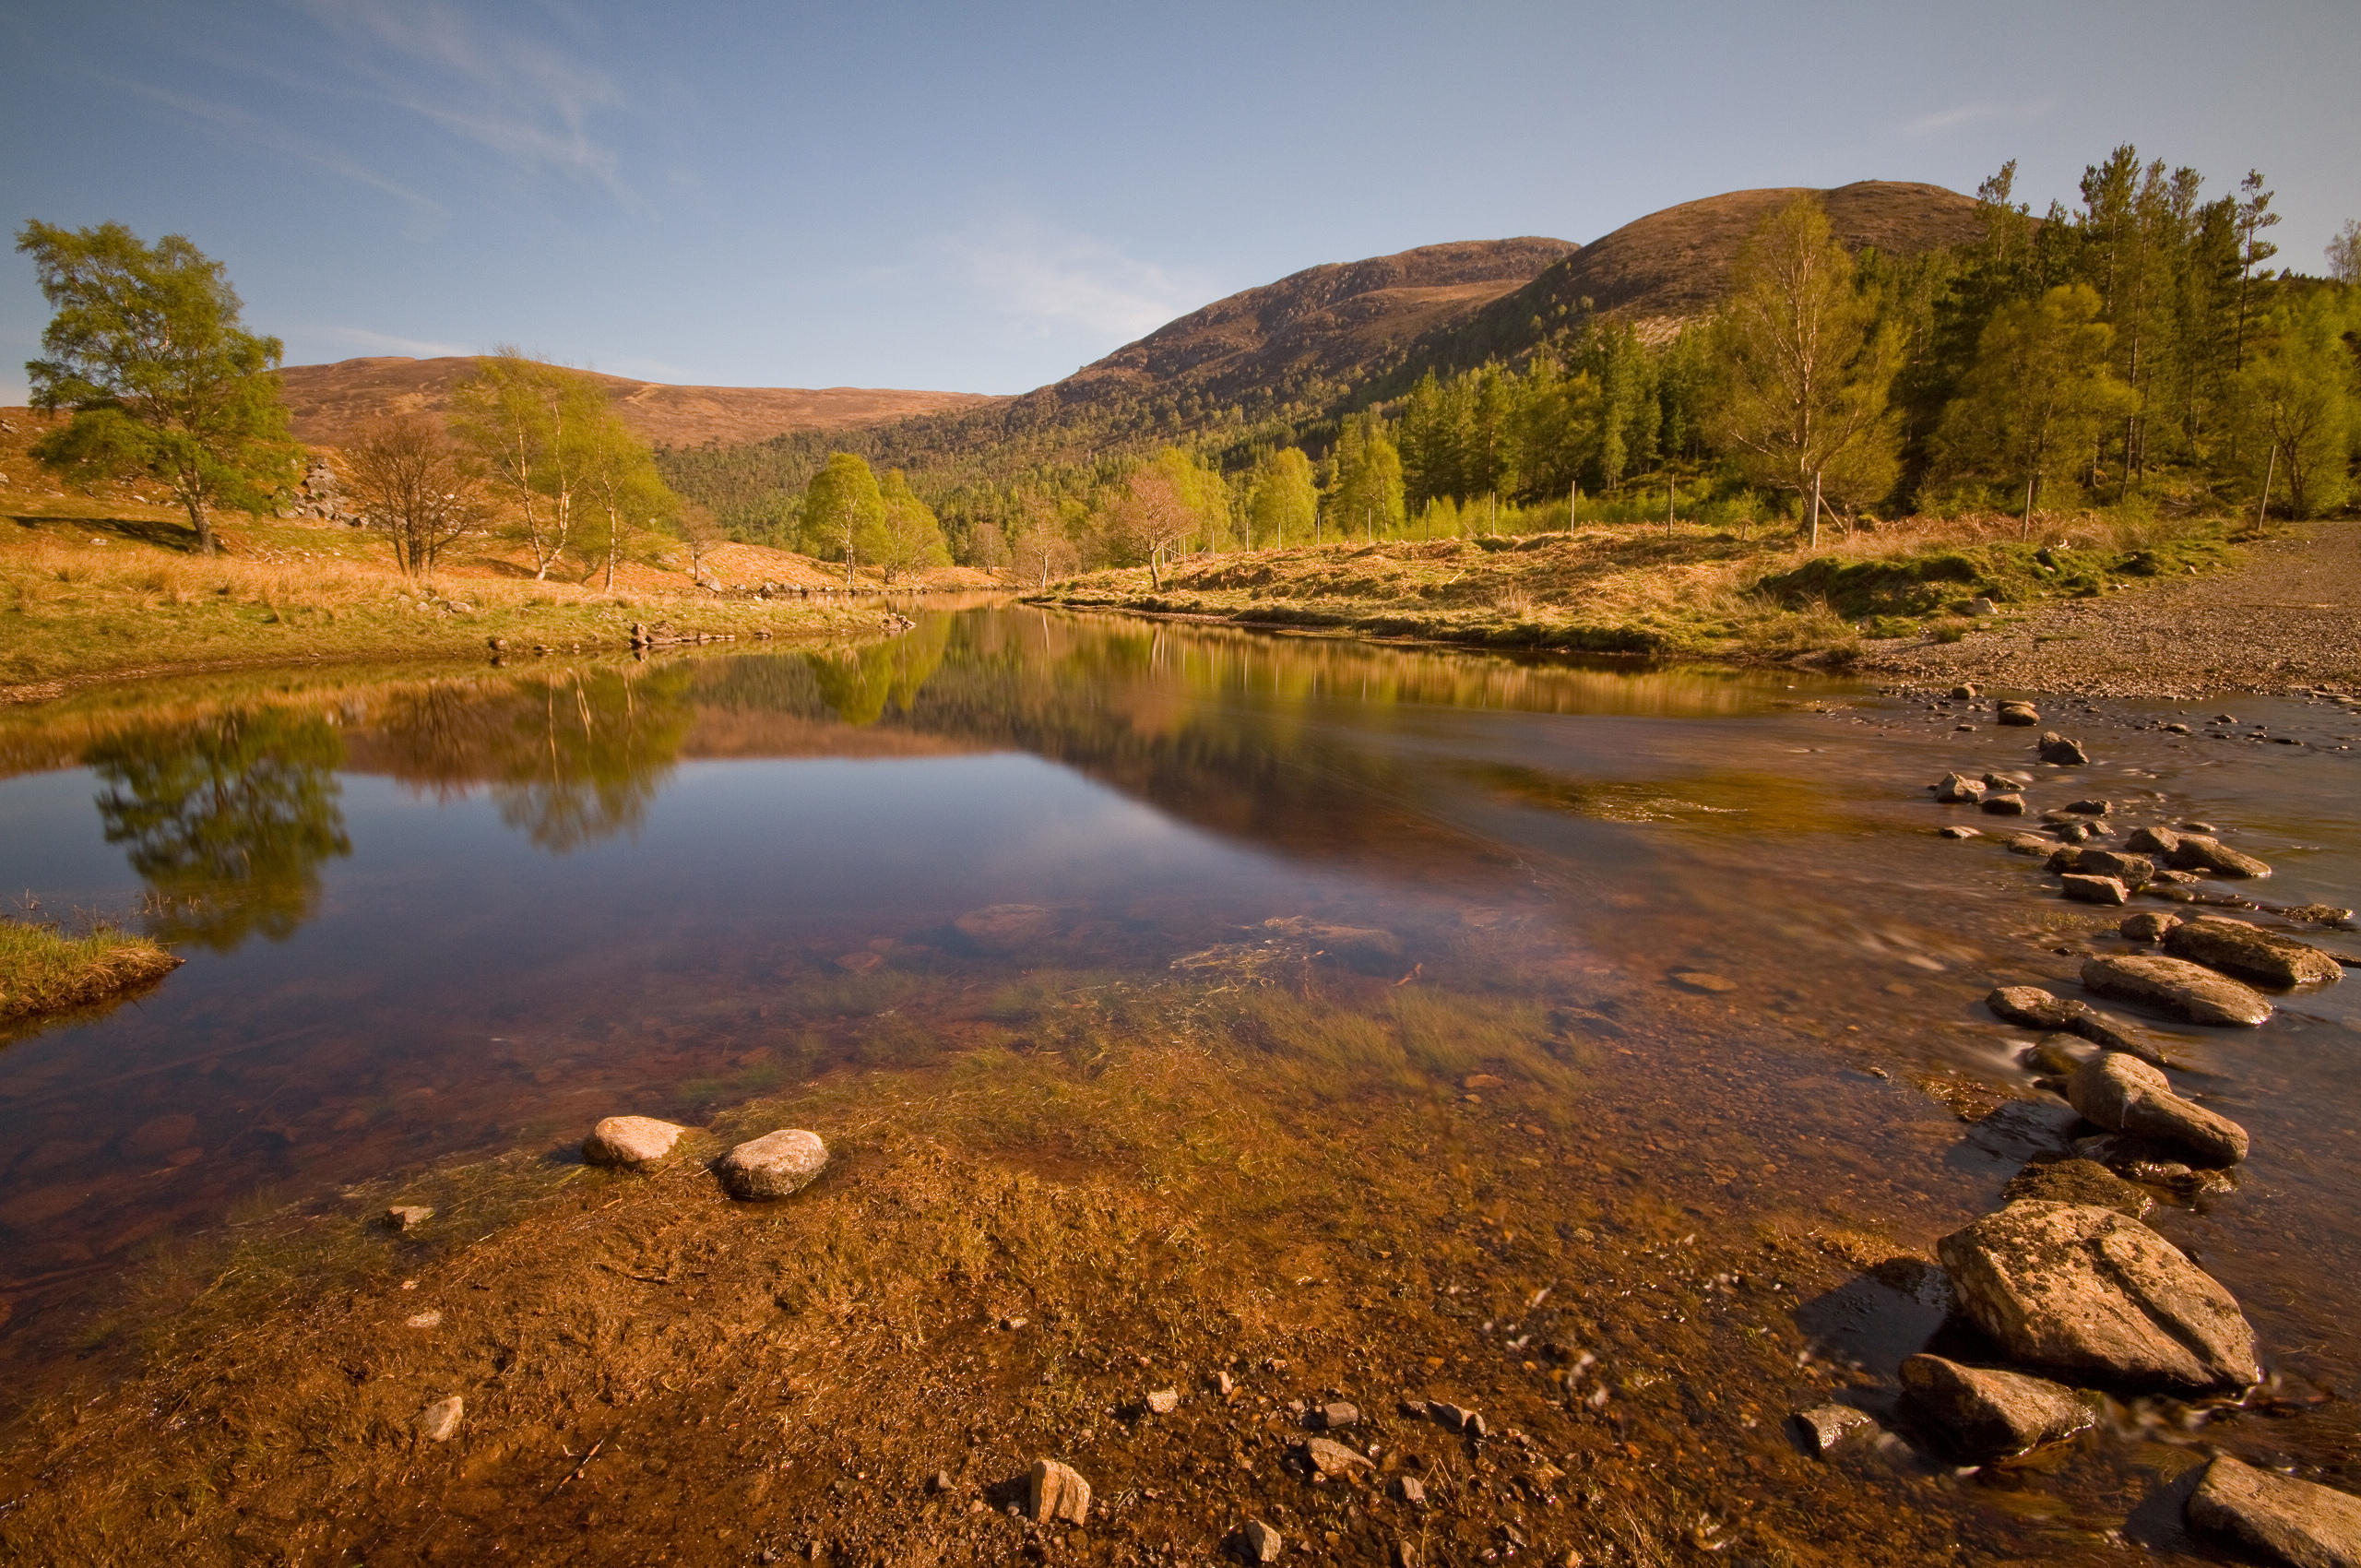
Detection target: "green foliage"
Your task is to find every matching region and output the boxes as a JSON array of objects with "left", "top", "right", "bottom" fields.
[
  {"left": 1247, "top": 447, "right": 1317, "bottom": 550},
  {"left": 2236, "top": 292, "right": 2357, "bottom": 517},
  {"left": 1935, "top": 283, "right": 2136, "bottom": 530},
  {"left": 873, "top": 469, "right": 952, "bottom": 582},
  {"left": 448, "top": 352, "right": 624, "bottom": 581},
  {"left": 1327, "top": 413, "right": 1405, "bottom": 540},
  {"left": 1757, "top": 525, "right": 2236, "bottom": 618},
  {"left": 18, "top": 220, "right": 299, "bottom": 556},
  {"left": 802, "top": 452, "right": 887, "bottom": 581}
]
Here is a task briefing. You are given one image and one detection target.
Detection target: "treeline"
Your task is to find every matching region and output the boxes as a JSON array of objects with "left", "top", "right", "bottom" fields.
[{"left": 658, "top": 143, "right": 2359, "bottom": 577}]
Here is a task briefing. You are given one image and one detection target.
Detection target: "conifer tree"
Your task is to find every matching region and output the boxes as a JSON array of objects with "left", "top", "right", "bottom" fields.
[
  {"left": 1937, "top": 283, "right": 2135, "bottom": 534},
  {"left": 1248, "top": 447, "right": 1318, "bottom": 550}
]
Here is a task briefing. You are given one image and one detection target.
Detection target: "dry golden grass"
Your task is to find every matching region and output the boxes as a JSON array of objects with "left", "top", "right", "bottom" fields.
[{"left": 0, "top": 918, "right": 182, "bottom": 1022}]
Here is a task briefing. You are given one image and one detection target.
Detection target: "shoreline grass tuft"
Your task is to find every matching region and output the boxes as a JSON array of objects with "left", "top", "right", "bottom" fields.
[{"left": 0, "top": 919, "right": 183, "bottom": 1022}]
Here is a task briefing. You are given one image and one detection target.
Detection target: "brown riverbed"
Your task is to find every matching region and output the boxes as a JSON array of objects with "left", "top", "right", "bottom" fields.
[{"left": 0, "top": 606, "right": 2355, "bottom": 1565}]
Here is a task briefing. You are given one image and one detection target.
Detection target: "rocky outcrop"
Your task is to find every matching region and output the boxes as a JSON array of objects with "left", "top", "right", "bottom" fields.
[
  {"left": 1898, "top": 1353, "right": 2094, "bottom": 1456},
  {"left": 2165, "top": 917, "right": 2343, "bottom": 989},
  {"left": 1935, "top": 1201, "right": 2259, "bottom": 1391},
  {"left": 2067, "top": 1053, "right": 2248, "bottom": 1165},
  {"left": 715, "top": 1129, "right": 830, "bottom": 1199},
  {"left": 2188, "top": 1454, "right": 2361, "bottom": 1568},
  {"left": 2082, "top": 955, "right": 2273, "bottom": 1027}
]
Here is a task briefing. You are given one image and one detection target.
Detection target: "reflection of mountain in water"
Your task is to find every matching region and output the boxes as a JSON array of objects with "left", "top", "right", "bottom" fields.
[{"left": 86, "top": 710, "right": 352, "bottom": 950}]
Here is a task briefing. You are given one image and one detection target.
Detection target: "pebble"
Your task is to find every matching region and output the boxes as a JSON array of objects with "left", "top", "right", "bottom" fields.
[
  {"left": 1951, "top": 683, "right": 1980, "bottom": 699},
  {"left": 1980, "top": 793, "right": 2028, "bottom": 816},
  {"left": 387, "top": 1205, "right": 433, "bottom": 1231},
  {"left": 1933, "top": 772, "right": 1987, "bottom": 803},
  {"left": 1316, "top": 1401, "right": 1359, "bottom": 1430},
  {"left": 1241, "top": 1520, "right": 1284, "bottom": 1563},
  {"left": 1938, "top": 826, "right": 1982, "bottom": 839},
  {"left": 2126, "top": 826, "right": 2180, "bottom": 853},
  {"left": 1027, "top": 1459, "right": 1091, "bottom": 1524},
  {"left": 2003, "top": 834, "right": 2052, "bottom": 855},
  {"left": 2119, "top": 911, "right": 2182, "bottom": 944},
  {"left": 416, "top": 1396, "right": 464, "bottom": 1442},
  {"left": 1998, "top": 703, "right": 2041, "bottom": 727},
  {"left": 581, "top": 1115, "right": 686, "bottom": 1168},
  {"left": 1394, "top": 1476, "right": 1427, "bottom": 1505},
  {"left": 1145, "top": 1389, "right": 1180, "bottom": 1415},
  {"left": 715, "top": 1129, "right": 830, "bottom": 1200},
  {"left": 1301, "top": 1437, "right": 1375, "bottom": 1477},
  {"left": 2061, "top": 799, "right": 2113, "bottom": 815}
]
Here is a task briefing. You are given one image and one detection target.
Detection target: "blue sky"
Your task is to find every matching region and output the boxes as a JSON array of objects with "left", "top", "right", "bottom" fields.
[{"left": 4, "top": 1, "right": 2357, "bottom": 404}]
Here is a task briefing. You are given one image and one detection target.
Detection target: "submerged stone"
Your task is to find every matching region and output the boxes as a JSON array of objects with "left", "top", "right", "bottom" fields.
[
  {"left": 1789, "top": 1404, "right": 1876, "bottom": 1455},
  {"left": 2001, "top": 1157, "right": 2150, "bottom": 1218}
]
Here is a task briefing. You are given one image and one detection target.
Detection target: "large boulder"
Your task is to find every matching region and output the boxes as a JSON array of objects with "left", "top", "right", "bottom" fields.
[
  {"left": 715, "top": 1129, "right": 830, "bottom": 1200},
  {"left": 582, "top": 1115, "right": 686, "bottom": 1168},
  {"left": 2066, "top": 1053, "right": 2248, "bottom": 1165},
  {"left": 1935, "top": 1201, "right": 2259, "bottom": 1391},
  {"left": 2165, "top": 917, "right": 2343, "bottom": 989},
  {"left": 2188, "top": 1454, "right": 2361, "bottom": 1568},
  {"left": 2169, "top": 835, "right": 2273, "bottom": 879},
  {"left": 2082, "top": 955, "right": 2273, "bottom": 1027},
  {"left": 1898, "top": 1353, "right": 2094, "bottom": 1457}
]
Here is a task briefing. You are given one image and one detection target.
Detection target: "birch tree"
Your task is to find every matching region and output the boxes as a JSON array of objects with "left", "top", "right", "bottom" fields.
[
  {"left": 449, "top": 351, "right": 606, "bottom": 580},
  {"left": 1706, "top": 196, "right": 1903, "bottom": 545}
]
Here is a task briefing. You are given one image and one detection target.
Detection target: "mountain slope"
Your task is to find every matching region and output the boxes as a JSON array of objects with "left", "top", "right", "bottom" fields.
[
  {"left": 1418, "top": 180, "right": 1987, "bottom": 370},
  {"left": 275, "top": 357, "right": 1006, "bottom": 449},
  {"left": 1034, "top": 237, "right": 1577, "bottom": 417}
]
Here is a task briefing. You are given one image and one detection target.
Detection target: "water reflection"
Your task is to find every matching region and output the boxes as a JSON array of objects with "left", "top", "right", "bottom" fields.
[
  {"left": 86, "top": 709, "right": 350, "bottom": 950},
  {"left": 803, "top": 613, "right": 952, "bottom": 726}
]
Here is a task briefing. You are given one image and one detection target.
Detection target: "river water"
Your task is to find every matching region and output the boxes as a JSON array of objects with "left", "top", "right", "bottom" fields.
[{"left": 1, "top": 602, "right": 2356, "bottom": 1552}]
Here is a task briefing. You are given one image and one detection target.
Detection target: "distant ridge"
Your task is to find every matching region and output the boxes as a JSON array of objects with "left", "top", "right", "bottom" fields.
[{"left": 275, "top": 356, "right": 1006, "bottom": 449}]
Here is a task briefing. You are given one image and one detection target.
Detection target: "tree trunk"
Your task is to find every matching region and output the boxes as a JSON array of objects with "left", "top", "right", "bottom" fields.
[
  {"left": 2256, "top": 443, "right": 2276, "bottom": 526},
  {"left": 184, "top": 493, "right": 215, "bottom": 557},
  {"left": 1148, "top": 542, "right": 1163, "bottom": 591},
  {"left": 2021, "top": 471, "right": 2037, "bottom": 540},
  {"left": 1808, "top": 471, "right": 1821, "bottom": 550}
]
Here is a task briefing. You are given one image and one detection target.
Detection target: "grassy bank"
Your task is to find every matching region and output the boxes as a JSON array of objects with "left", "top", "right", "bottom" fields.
[
  {"left": 0, "top": 919, "right": 182, "bottom": 1023},
  {"left": 1031, "top": 510, "right": 2251, "bottom": 665}
]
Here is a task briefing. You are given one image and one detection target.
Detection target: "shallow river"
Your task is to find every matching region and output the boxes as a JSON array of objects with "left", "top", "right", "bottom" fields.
[{"left": 2, "top": 602, "right": 2356, "bottom": 1553}]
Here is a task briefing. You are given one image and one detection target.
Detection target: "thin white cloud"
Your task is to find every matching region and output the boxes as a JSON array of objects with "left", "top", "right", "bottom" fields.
[
  {"left": 1900, "top": 100, "right": 2052, "bottom": 137},
  {"left": 328, "top": 326, "right": 475, "bottom": 357},
  {"left": 289, "top": 0, "right": 634, "bottom": 197},
  {"left": 943, "top": 217, "right": 1211, "bottom": 344},
  {"left": 101, "top": 76, "right": 448, "bottom": 227}
]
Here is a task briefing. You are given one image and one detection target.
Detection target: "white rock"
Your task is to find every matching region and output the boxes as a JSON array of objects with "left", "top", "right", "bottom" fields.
[
  {"left": 582, "top": 1115, "right": 686, "bottom": 1168},
  {"left": 1242, "top": 1520, "right": 1284, "bottom": 1562},
  {"left": 386, "top": 1205, "right": 433, "bottom": 1231},
  {"left": 715, "top": 1129, "right": 829, "bottom": 1200},
  {"left": 1145, "top": 1388, "right": 1180, "bottom": 1414},
  {"left": 417, "top": 1396, "right": 464, "bottom": 1441}
]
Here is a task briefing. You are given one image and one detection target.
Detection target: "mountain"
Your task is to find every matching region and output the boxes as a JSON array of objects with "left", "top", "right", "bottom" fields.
[
  {"left": 1417, "top": 180, "right": 1988, "bottom": 371},
  {"left": 274, "top": 356, "right": 1006, "bottom": 449},
  {"left": 1035, "top": 237, "right": 1578, "bottom": 417}
]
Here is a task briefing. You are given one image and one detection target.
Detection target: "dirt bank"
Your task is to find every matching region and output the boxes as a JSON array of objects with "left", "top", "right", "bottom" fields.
[{"left": 1864, "top": 526, "right": 2361, "bottom": 697}]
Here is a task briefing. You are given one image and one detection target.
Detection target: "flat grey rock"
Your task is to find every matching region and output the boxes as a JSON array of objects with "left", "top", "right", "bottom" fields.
[
  {"left": 1027, "top": 1458, "right": 1091, "bottom": 1523},
  {"left": 2068, "top": 1053, "right": 2248, "bottom": 1165},
  {"left": 582, "top": 1115, "right": 686, "bottom": 1168},
  {"left": 715, "top": 1129, "right": 830, "bottom": 1200},
  {"left": 1899, "top": 1353, "right": 2094, "bottom": 1456},
  {"left": 1936, "top": 1201, "right": 2258, "bottom": 1391},
  {"left": 2082, "top": 955, "right": 2273, "bottom": 1027},
  {"left": 2165, "top": 917, "right": 2343, "bottom": 989},
  {"left": 2189, "top": 1454, "right": 2361, "bottom": 1568}
]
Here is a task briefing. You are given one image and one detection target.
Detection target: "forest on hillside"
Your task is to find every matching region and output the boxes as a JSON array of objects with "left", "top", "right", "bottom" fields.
[{"left": 655, "top": 147, "right": 2361, "bottom": 580}]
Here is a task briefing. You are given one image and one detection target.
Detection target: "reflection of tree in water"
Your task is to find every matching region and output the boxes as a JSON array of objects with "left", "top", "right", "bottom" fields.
[
  {"left": 803, "top": 616, "right": 952, "bottom": 726},
  {"left": 86, "top": 709, "right": 351, "bottom": 950},
  {"left": 492, "top": 665, "right": 698, "bottom": 851}
]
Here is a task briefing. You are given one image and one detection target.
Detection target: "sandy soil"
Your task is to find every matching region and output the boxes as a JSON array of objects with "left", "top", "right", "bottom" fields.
[{"left": 1865, "top": 524, "right": 2361, "bottom": 697}]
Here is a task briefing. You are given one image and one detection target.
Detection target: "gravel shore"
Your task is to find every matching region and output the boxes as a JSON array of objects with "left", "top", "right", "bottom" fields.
[{"left": 1864, "top": 524, "right": 2361, "bottom": 697}]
